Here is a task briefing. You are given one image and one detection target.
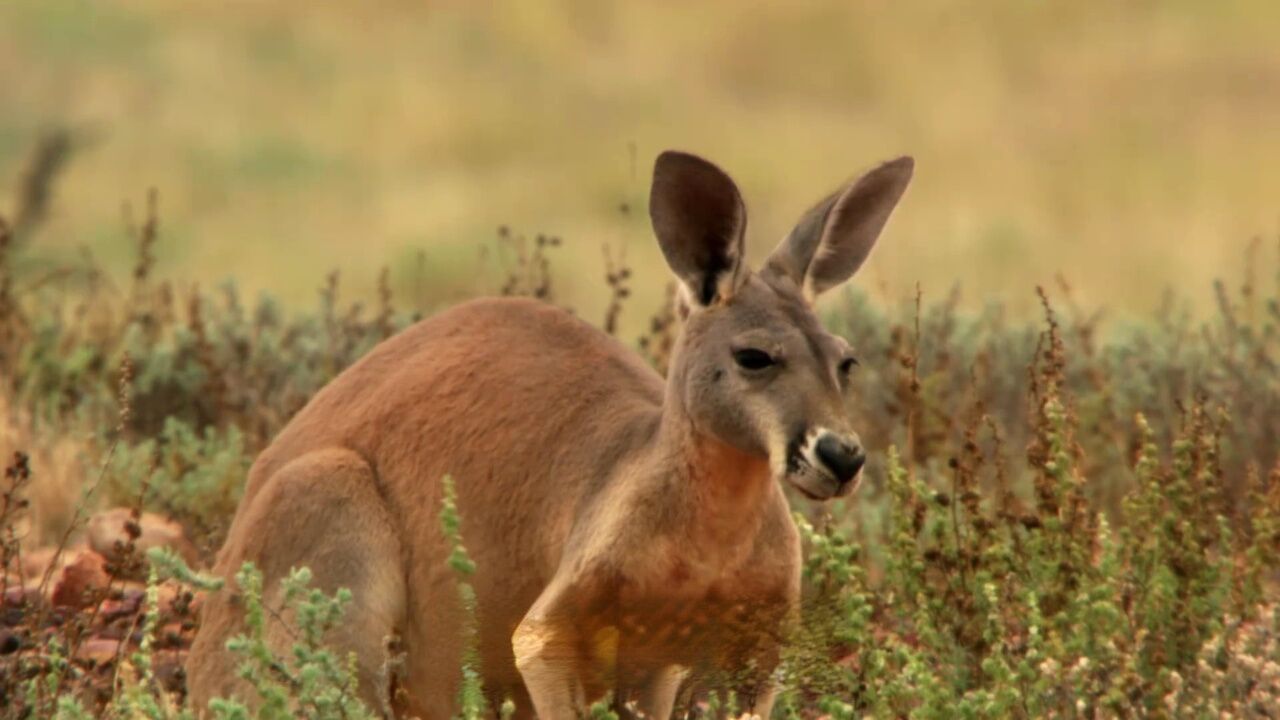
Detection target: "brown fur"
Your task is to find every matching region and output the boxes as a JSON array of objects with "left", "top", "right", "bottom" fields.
[{"left": 187, "top": 151, "right": 912, "bottom": 719}]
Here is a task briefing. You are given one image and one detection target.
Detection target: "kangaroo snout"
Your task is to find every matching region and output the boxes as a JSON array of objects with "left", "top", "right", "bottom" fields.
[
  {"left": 789, "top": 428, "right": 866, "bottom": 500},
  {"left": 815, "top": 432, "right": 865, "bottom": 485}
]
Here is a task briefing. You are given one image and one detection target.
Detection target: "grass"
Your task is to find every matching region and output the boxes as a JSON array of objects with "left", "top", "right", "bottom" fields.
[{"left": 1, "top": 186, "right": 1279, "bottom": 716}]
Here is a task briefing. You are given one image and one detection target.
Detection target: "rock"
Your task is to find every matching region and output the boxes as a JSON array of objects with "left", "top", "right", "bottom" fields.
[
  {"left": 0, "top": 629, "right": 21, "bottom": 654},
  {"left": 116, "top": 581, "right": 148, "bottom": 603},
  {"left": 87, "top": 508, "right": 201, "bottom": 566},
  {"left": 108, "top": 580, "right": 185, "bottom": 614},
  {"left": 97, "top": 593, "right": 143, "bottom": 622},
  {"left": 158, "top": 621, "right": 187, "bottom": 649},
  {"left": 75, "top": 637, "right": 121, "bottom": 665},
  {"left": 4, "top": 583, "right": 44, "bottom": 608},
  {"left": 185, "top": 588, "right": 204, "bottom": 615},
  {"left": 154, "top": 649, "right": 188, "bottom": 691},
  {"left": 49, "top": 550, "right": 109, "bottom": 608}
]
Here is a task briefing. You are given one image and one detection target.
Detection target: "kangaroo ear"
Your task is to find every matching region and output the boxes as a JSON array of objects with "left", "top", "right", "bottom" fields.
[
  {"left": 649, "top": 150, "right": 747, "bottom": 308},
  {"left": 764, "top": 156, "right": 913, "bottom": 299}
]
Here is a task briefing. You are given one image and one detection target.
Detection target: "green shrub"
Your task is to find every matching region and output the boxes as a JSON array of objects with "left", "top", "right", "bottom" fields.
[
  {"left": 206, "top": 562, "right": 376, "bottom": 720},
  {"left": 3, "top": 203, "right": 1279, "bottom": 717},
  {"left": 439, "top": 474, "right": 489, "bottom": 720},
  {"left": 103, "top": 416, "right": 251, "bottom": 543}
]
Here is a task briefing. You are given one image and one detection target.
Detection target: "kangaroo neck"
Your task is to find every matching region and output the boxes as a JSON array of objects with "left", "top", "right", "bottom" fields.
[{"left": 651, "top": 370, "right": 774, "bottom": 545}]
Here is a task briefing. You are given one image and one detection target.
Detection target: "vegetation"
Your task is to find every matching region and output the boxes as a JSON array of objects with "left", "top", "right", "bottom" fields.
[
  {"left": 3, "top": 1, "right": 1280, "bottom": 322},
  {"left": 3, "top": 3, "right": 1278, "bottom": 715},
  {"left": 2, "top": 181, "right": 1278, "bottom": 718},
  {"left": 10, "top": 78, "right": 1280, "bottom": 713}
]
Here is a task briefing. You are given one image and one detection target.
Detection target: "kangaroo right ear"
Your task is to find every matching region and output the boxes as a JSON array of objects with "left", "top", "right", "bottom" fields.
[{"left": 649, "top": 151, "right": 747, "bottom": 308}]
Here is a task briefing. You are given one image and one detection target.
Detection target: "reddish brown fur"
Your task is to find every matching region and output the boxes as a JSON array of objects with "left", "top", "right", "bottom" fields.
[{"left": 186, "top": 150, "right": 913, "bottom": 719}]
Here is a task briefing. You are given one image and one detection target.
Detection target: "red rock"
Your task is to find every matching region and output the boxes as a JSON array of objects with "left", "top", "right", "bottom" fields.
[
  {"left": 4, "top": 583, "right": 43, "bottom": 607},
  {"left": 185, "top": 589, "right": 205, "bottom": 615},
  {"left": 75, "top": 637, "right": 121, "bottom": 665},
  {"left": 106, "top": 581, "right": 187, "bottom": 614},
  {"left": 87, "top": 508, "right": 201, "bottom": 566},
  {"left": 155, "top": 582, "right": 181, "bottom": 613},
  {"left": 158, "top": 621, "right": 187, "bottom": 648},
  {"left": 97, "top": 594, "right": 142, "bottom": 621},
  {"left": 116, "top": 581, "right": 148, "bottom": 603},
  {"left": 49, "top": 550, "right": 109, "bottom": 608},
  {"left": 154, "top": 649, "right": 188, "bottom": 691}
]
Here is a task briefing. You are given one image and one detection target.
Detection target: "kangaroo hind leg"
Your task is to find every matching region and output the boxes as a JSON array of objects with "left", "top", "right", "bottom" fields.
[{"left": 187, "top": 448, "right": 406, "bottom": 717}]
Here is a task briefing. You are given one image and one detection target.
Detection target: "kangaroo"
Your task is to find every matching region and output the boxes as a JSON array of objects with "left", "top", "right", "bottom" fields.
[{"left": 186, "top": 150, "right": 913, "bottom": 719}]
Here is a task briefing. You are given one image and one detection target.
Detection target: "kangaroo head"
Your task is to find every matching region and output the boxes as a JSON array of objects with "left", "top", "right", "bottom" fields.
[{"left": 649, "top": 150, "right": 913, "bottom": 500}]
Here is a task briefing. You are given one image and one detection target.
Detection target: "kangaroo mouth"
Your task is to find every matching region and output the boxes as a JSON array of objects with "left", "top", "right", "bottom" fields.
[
  {"left": 785, "top": 446, "right": 842, "bottom": 501},
  {"left": 783, "top": 432, "right": 861, "bottom": 500}
]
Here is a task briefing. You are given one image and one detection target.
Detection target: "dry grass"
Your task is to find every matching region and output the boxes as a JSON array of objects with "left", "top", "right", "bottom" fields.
[
  {"left": 0, "top": 395, "right": 90, "bottom": 548},
  {"left": 2, "top": 1, "right": 1279, "bottom": 330}
]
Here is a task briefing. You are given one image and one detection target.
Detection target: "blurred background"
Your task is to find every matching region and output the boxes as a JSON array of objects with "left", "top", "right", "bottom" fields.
[{"left": 2, "top": 0, "right": 1278, "bottom": 329}]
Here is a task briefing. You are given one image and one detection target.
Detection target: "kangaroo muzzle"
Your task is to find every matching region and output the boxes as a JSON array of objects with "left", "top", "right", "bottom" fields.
[
  {"left": 814, "top": 432, "right": 865, "bottom": 485},
  {"left": 786, "top": 427, "right": 866, "bottom": 500}
]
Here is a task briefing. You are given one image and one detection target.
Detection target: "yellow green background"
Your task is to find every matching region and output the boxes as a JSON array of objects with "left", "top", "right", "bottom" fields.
[{"left": 3, "top": 1, "right": 1278, "bottom": 327}]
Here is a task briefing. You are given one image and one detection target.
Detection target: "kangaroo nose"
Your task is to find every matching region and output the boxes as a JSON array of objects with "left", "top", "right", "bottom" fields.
[{"left": 815, "top": 434, "right": 865, "bottom": 483}]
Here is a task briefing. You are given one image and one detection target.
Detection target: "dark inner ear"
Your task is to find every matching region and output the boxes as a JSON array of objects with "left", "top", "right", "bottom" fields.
[
  {"left": 649, "top": 151, "right": 746, "bottom": 307},
  {"left": 697, "top": 247, "right": 729, "bottom": 305}
]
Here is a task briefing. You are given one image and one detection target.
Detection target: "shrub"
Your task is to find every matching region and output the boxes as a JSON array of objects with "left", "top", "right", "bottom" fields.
[{"left": 2, "top": 199, "right": 1279, "bottom": 717}]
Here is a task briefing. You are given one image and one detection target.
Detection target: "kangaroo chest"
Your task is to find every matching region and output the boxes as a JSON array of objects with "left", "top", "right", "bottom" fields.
[{"left": 577, "top": 537, "right": 795, "bottom": 677}]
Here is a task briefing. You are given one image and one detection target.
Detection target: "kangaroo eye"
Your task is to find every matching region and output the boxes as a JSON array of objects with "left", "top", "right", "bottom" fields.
[
  {"left": 733, "top": 348, "right": 776, "bottom": 371},
  {"left": 839, "top": 356, "right": 860, "bottom": 375}
]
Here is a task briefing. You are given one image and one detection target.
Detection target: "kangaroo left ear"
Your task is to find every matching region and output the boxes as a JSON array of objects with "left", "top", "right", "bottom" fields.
[{"left": 764, "top": 156, "right": 913, "bottom": 299}]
